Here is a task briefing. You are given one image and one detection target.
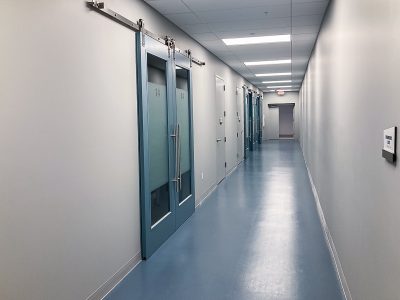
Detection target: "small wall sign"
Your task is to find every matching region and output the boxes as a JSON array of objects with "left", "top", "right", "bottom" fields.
[{"left": 382, "top": 126, "right": 397, "bottom": 163}]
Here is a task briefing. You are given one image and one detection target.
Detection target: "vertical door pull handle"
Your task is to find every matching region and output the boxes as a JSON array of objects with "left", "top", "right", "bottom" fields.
[
  {"left": 177, "top": 123, "right": 182, "bottom": 191},
  {"left": 171, "top": 125, "right": 179, "bottom": 192}
]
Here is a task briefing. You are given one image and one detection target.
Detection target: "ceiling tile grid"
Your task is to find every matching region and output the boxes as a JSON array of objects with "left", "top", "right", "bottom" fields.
[{"left": 145, "top": 0, "right": 330, "bottom": 92}]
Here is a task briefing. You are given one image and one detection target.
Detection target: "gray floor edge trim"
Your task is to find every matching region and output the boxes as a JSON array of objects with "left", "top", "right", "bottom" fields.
[
  {"left": 226, "top": 164, "right": 238, "bottom": 177},
  {"left": 302, "top": 151, "right": 353, "bottom": 300},
  {"left": 196, "top": 184, "right": 218, "bottom": 209},
  {"left": 86, "top": 252, "right": 142, "bottom": 300},
  {"left": 196, "top": 158, "right": 244, "bottom": 209}
]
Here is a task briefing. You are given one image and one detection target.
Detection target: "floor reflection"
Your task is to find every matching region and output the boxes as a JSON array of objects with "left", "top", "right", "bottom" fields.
[{"left": 107, "top": 140, "right": 343, "bottom": 300}]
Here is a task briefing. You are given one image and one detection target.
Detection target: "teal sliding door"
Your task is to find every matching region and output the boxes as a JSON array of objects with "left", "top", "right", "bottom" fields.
[{"left": 137, "top": 33, "right": 195, "bottom": 259}]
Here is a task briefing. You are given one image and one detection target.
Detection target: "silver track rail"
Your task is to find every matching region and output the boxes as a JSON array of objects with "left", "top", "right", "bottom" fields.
[{"left": 86, "top": 1, "right": 206, "bottom": 66}]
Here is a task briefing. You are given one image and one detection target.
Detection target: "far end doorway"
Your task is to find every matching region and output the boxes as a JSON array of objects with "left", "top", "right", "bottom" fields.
[
  {"left": 279, "top": 104, "right": 294, "bottom": 139},
  {"left": 265, "top": 103, "right": 295, "bottom": 140}
]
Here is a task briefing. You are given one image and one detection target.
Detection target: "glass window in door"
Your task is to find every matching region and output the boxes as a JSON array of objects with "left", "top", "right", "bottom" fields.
[
  {"left": 176, "top": 67, "right": 192, "bottom": 204},
  {"left": 147, "top": 53, "right": 170, "bottom": 226}
]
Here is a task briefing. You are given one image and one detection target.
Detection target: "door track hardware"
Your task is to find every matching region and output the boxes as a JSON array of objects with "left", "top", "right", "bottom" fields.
[{"left": 86, "top": 2, "right": 205, "bottom": 65}]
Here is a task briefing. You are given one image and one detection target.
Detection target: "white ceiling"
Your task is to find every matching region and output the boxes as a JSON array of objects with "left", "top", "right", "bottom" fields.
[{"left": 144, "top": 0, "right": 330, "bottom": 92}]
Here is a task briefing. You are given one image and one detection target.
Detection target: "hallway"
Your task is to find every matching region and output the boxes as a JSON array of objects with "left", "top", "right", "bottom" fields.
[{"left": 107, "top": 141, "right": 343, "bottom": 300}]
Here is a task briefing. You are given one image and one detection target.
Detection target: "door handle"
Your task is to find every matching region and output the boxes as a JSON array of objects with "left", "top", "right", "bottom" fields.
[
  {"left": 216, "top": 138, "right": 222, "bottom": 142},
  {"left": 177, "top": 123, "right": 182, "bottom": 191},
  {"left": 171, "top": 125, "right": 179, "bottom": 192}
]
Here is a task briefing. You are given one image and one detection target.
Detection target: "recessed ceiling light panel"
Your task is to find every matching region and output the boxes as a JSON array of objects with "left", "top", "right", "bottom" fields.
[
  {"left": 222, "top": 35, "right": 291, "bottom": 46},
  {"left": 262, "top": 80, "right": 292, "bottom": 84},
  {"left": 255, "top": 72, "right": 292, "bottom": 77},
  {"left": 245, "top": 59, "right": 291, "bottom": 66},
  {"left": 263, "top": 89, "right": 299, "bottom": 93},
  {"left": 267, "top": 85, "right": 293, "bottom": 88}
]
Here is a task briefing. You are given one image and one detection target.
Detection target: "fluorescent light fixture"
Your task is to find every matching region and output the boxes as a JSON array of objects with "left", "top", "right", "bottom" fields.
[
  {"left": 245, "top": 59, "right": 291, "bottom": 66},
  {"left": 223, "top": 34, "right": 291, "bottom": 46},
  {"left": 262, "top": 80, "right": 292, "bottom": 84},
  {"left": 255, "top": 72, "right": 291, "bottom": 77},
  {"left": 264, "top": 89, "right": 299, "bottom": 93},
  {"left": 267, "top": 85, "right": 293, "bottom": 88}
]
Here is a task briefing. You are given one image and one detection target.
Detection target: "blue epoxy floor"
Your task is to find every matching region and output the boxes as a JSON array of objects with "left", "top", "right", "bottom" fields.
[{"left": 107, "top": 141, "right": 344, "bottom": 300}]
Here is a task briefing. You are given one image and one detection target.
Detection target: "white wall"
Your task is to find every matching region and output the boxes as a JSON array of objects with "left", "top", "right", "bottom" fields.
[
  {"left": 263, "top": 92, "right": 299, "bottom": 140},
  {"left": 0, "top": 1, "right": 259, "bottom": 299},
  {"left": 299, "top": 1, "right": 400, "bottom": 299}
]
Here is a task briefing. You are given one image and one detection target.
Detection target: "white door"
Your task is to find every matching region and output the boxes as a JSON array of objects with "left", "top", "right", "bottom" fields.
[
  {"left": 215, "top": 76, "right": 226, "bottom": 183},
  {"left": 236, "top": 88, "right": 243, "bottom": 162},
  {"left": 266, "top": 106, "right": 280, "bottom": 140}
]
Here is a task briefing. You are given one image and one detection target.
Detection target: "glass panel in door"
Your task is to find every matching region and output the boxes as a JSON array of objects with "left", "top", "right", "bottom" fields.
[
  {"left": 176, "top": 67, "right": 192, "bottom": 204},
  {"left": 147, "top": 53, "right": 171, "bottom": 226}
]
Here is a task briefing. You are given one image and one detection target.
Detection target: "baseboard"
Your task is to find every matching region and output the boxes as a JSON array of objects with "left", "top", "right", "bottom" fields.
[
  {"left": 226, "top": 164, "right": 237, "bottom": 177},
  {"left": 302, "top": 156, "right": 352, "bottom": 300},
  {"left": 196, "top": 158, "right": 244, "bottom": 208},
  {"left": 236, "top": 159, "right": 244, "bottom": 168},
  {"left": 196, "top": 183, "right": 217, "bottom": 208},
  {"left": 86, "top": 252, "right": 142, "bottom": 300},
  {"left": 86, "top": 159, "right": 244, "bottom": 299}
]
